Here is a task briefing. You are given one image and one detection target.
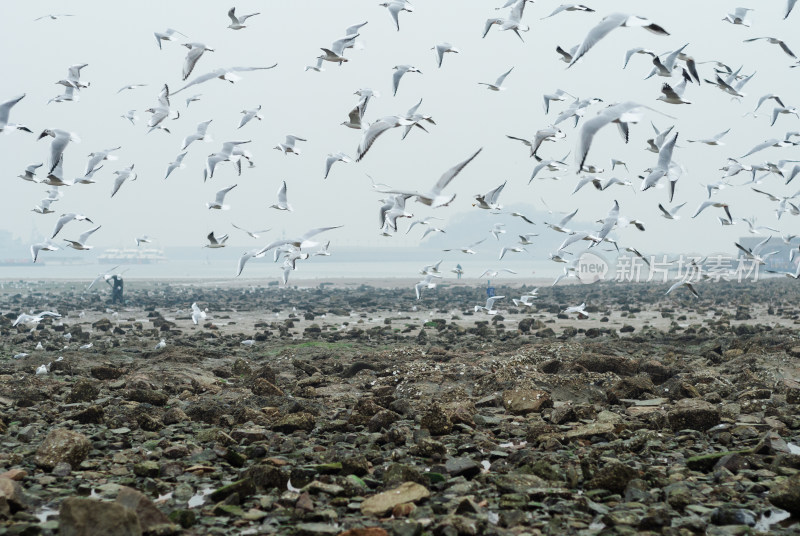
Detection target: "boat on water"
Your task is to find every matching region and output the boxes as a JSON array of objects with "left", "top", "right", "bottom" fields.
[{"left": 98, "top": 247, "right": 166, "bottom": 264}]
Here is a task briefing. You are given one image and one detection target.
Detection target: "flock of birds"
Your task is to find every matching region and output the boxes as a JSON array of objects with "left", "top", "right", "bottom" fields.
[{"left": 3, "top": 1, "right": 800, "bottom": 316}]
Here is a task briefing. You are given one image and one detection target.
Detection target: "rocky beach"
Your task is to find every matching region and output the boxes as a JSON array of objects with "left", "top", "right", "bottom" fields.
[{"left": 1, "top": 277, "right": 800, "bottom": 535}]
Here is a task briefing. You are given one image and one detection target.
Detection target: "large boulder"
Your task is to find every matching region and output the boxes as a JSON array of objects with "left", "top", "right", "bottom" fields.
[
  {"left": 59, "top": 497, "right": 141, "bottom": 536},
  {"left": 35, "top": 429, "right": 91, "bottom": 471}
]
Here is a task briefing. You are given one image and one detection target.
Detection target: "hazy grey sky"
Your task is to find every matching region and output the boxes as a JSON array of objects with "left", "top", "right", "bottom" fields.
[{"left": 1, "top": 0, "right": 798, "bottom": 262}]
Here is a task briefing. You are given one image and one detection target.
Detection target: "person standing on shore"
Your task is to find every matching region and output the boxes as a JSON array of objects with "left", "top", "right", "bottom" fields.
[{"left": 107, "top": 274, "right": 124, "bottom": 305}]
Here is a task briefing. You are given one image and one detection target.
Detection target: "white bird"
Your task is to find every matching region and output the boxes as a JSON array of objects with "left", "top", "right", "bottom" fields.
[
  {"left": 443, "top": 237, "right": 487, "bottom": 255},
  {"left": 735, "top": 236, "right": 779, "bottom": 265},
  {"left": 135, "top": 236, "right": 153, "bottom": 247},
  {"left": 18, "top": 163, "right": 43, "bottom": 183},
  {"left": 232, "top": 224, "right": 270, "bottom": 239},
  {"left": 518, "top": 233, "right": 538, "bottom": 245},
  {"left": 204, "top": 140, "right": 250, "bottom": 180},
  {"left": 787, "top": 0, "right": 798, "bottom": 19},
  {"left": 48, "top": 85, "right": 79, "bottom": 105},
  {"left": 205, "top": 232, "right": 229, "bottom": 248},
  {"left": 687, "top": 129, "right": 729, "bottom": 146},
  {"left": 594, "top": 200, "right": 620, "bottom": 244},
  {"left": 543, "top": 89, "right": 575, "bottom": 113},
  {"left": 722, "top": 7, "right": 754, "bottom": 27},
  {"left": 692, "top": 200, "right": 732, "bottom": 222},
  {"left": 173, "top": 65, "right": 277, "bottom": 94},
  {"left": 182, "top": 119, "right": 213, "bottom": 151},
  {"left": 475, "top": 296, "right": 505, "bottom": 314},
  {"left": 355, "top": 116, "right": 412, "bottom": 160},
  {"left": 270, "top": 181, "right": 293, "bottom": 211},
  {"left": 37, "top": 129, "right": 79, "bottom": 173},
  {"left": 414, "top": 274, "right": 441, "bottom": 300},
  {"left": 191, "top": 302, "right": 207, "bottom": 324},
  {"left": 545, "top": 208, "right": 578, "bottom": 234},
  {"left": 499, "top": 246, "right": 526, "bottom": 260},
  {"left": 666, "top": 280, "right": 700, "bottom": 298},
  {"left": 741, "top": 137, "right": 797, "bottom": 159},
  {"left": 490, "top": 223, "right": 507, "bottom": 241},
  {"left": 380, "top": 1, "right": 414, "bottom": 31},
  {"left": 541, "top": 4, "right": 595, "bottom": 19},
  {"left": 771, "top": 106, "right": 800, "bottom": 127},
  {"left": 318, "top": 34, "right": 359, "bottom": 65},
  {"left": 182, "top": 42, "right": 215, "bottom": 80},
  {"left": 238, "top": 105, "right": 262, "bottom": 129},
  {"left": 12, "top": 311, "right": 61, "bottom": 327},
  {"left": 658, "top": 202, "right": 687, "bottom": 220},
  {"left": 56, "top": 63, "right": 89, "bottom": 89},
  {"left": 227, "top": 7, "right": 259, "bottom": 29},
  {"left": 513, "top": 292, "right": 538, "bottom": 307},
  {"left": 64, "top": 225, "right": 101, "bottom": 250},
  {"left": 207, "top": 184, "right": 237, "bottom": 210},
  {"left": 154, "top": 339, "right": 166, "bottom": 350},
  {"left": 641, "top": 132, "right": 678, "bottom": 191},
  {"left": 474, "top": 181, "right": 506, "bottom": 210},
  {"left": 144, "top": 84, "right": 178, "bottom": 133},
  {"left": 401, "top": 99, "right": 436, "bottom": 140},
  {"left": 31, "top": 241, "right": 60, "bottom": 263},
  {"left": 432, "top": 42, "right": 460, "bottom": 68},
  {"left": 479, "top": 268, "right": 517, "bottom": 278},
  {"left": 121, "top": 110, "right": 138, "bottom": 125},
  {"left": 657, "top": 80, "right": 691, "bottom": 105},
  {"left": 274, "top": 135, "right": 306, "bottom": 155},
  {"left": 478, "top": 67, "right": 514, "bottom": 91},
  {"left": 154, "top": 28, "right": 186, "bottom": 49},
  {"left": 744, "top": 37, "right": 796, "bottom": 59},
  {"left": 35, "top": 364, "right": 49, "bottom": 375},
  {"left": 85, "top": 146, "right": 121, "bottom": 176},
  {"left": 305, "top": 58, "right": 326, "bottom": 72},
  {"left": 561, "top": 302, "right": 587, "bottom": 316},
  {"left": 555, "top": 44, "right": 579, "bottom": 63},
  {"left": 255, "top": 226, "right": 342, "bottom": 257},
  {"left": 164, "top": 152, "right": 188, "bottom": 180},
  {"left": 568, "top": 13, "right": 669, "bottom": 68},
  {"left": 34, "top": 13, "right": 74, "bottom": 21},
  {"left": 484, "top": 0, "right": 530, "bottom": 42},
  {"left": 111, "top": 164, "right": 136, "bottom": 198},
  {"left": 117, "top": 83, "right": 147, "bottom": 94},
  {"left": 373, "top": 148, "right": 482, "bottom": 208},
  {"left": 185, "top": 94, "right": 202, "bottom": 107},
  {"left": 507, "top": 127, "right": 566, "bottom": 159},
  {"left": 324, "top": 152, "right": 352, "bottom": 179},
  {"left": 0, "top": 94, "right": 30, "bottom": 133},
  {"left": 392, "top": 65, "right": 422, "bottom": 96},
  {"left": 51, "top": 213, "right": 93, "bottom": 239},
  {"left": 234, "top": 248, "right": 264, "bottom": 277}
]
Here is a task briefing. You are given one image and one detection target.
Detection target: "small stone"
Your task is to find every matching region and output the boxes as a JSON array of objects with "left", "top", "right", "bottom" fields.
[
  {"left": 65, "top": 380, "right": 99, "bottom": 403},
  {"left": 361, "top": 482, "right": 430, "bottom": 517},
  {"left": 272, "top": 412, "right": 315, "bottom": 433},
  {"left": 586, "top": 461, "right": 640, "bottom": 494},
  {"left": 251, "top": 378, "right": 284, "bottom": 397},
  {"left": 420, "top": 403, "right": 452, "bottom": 435},
  {"left": 502, "top": 389, "right": 552, "bottom": 415},
  {"left": 124, "top": 389, "right": 168, "bottom": 406},
  {"left": 444, "top": 457, "right": 481, "bottom": 479},
  {"left": 133, "top": 461, "right": 160, "bottom": 478},
  {"left": 162, "top": 407, "right": 190, "bottom": 425},
  {"left": 34, "top": 429, "right": 92, "bottom": 471},
  {"left": 667, "top": 398, "right": 720, "bottom": 431}
]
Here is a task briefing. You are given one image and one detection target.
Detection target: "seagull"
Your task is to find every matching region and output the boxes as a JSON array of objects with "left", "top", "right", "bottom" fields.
[
  {"left": 111, "top": 164, "right": 136, "bottom": 198},
  {"left": 687, "top": 129, "right": 730, "bottom": 145},
  {"left": 318, "top": 34, "right": 359, "bottom": 64},
  {"left": 593, "top": 200, "right": 620, "bottom": 244},
  {"left": 518, "top": 233, "right": 538, "bottom": 245},
  {"left": 787, "top": 0, "right": 798, "bottom": 19},
  {"left": 182, "top": 119, "right": 213, "bottom": 150},
  {"left": 341, "top": 99, "right": 367, "bottom": 129},
  {"left": 473, "top": 181, "right": 506, "bottom": 210},
  {"left": 400, "top": 99, "right": 436, "bottom": 140},
  {"left": 52, "top": 213, "right": 93, "bottom": 239},
  {"left": 380, "top": 194, "right": 413, "bottom": 232},
  {"left": 568, "top": 13, "right": 669, "bottom": 68},
  {"left": 513, "top": 292, "right": 538, "bottom": 307},
  {"left": 121, "top": 110, "right": 138, "bottom": 125},
  {"left": 490, "top": 223, "right": 507, "bottom": 241},
  {"left": 34, "top": 14, "right": 74, "bottom": 21},
  {"left": 270, "top": 181, "right": 293, "bottom": 211},
  {"left": 227, "top": 7, "right": 259, "bottom": 29},
  {"left": 191, "top": 302, "right": 207, "bottom": 324},
  {"left": 739, "top": 212, "right": 780, "bottom": 234},
  {"left": 274, "top": 135, "right": 306, "bottom": 155},
  {"left": 85, "top": 146, "right": 121, "bottom": 175},
  {"left": 117, "top": 83, "right": 147, "bottom": 93},
  {"left": 37, "top": 129, "right": 80, "bottom": 173},
  {"left": 541, "top": 4, "right": 595, "bottom": 19},
  {"left": 181, "top": 42, "right": 215, "bottom": 80},
  {"left": 657, "top": 80, "right": 691, "bottom": 105},
  {"left": 18, "top": 163, "right": 43, "bottom": 183},
  {"left": 479, "top": 268, "right": 517, "bottom": 278},
  {"left": 56, "top": 63, "right": 89, "bottom": 89},
  {"left": 48, "top": 85, "right": 80, "bottom": 104},
  {"left": 414, "top": 274, "right": 441, "bottom": 300},
  {"left": 373, "top": 148, "right": 482, "bottom": 207},
  {"left": 63, "top": 225, "right": 101, "bottom": 251},
  {"left": 406, "top": 216, "right": 443, "bottom": 235},
  {"left": 185, "top": 94, "right": 202, "bottom": 107},
  {"left": 144, "top": 84, "right": 178, "bottom": 133},
  {"left": 305, "top": 58, "right": 325, "bottom": 72},
  {"left": 641, "top": 132, "right": 678, "bottom": 191},
  {"left": 742, "top": 137, "right": 797, "bottom": 159},
  {"left": 420, "top": 260, "right": 443, "bottom": 275},
  {"left": 735, "top": 236, "right": 780, "bottom": 265},
  {"left": 752, "top": 94, "right": 785, "bottom": 114},
  {"left": 443, "top": 237, "right": 487, "bottom": 255},
  {"left": 666, "top": 279, "right": 700, "bottom": 298},
  {"left": 475, "top": 296, "right": 505, "bottom": 314},
  {"left": 355, "top": 116, "right": 412, "bottom": 160},
  {"left": 432, "top": 42, "right": 460, "bottom": 68},
  {"left": 692, "top": 200, "right": 732, "bottom": 222},
  {"left": 392, "top": 65, "right": 422, "bottom": 96},
  {"left": 164, "top": 152, "right": 188, "bottom": 180},
  {"left": 0, "top": 94, "right": 30, "bottom": 133},
  {"left": 499, "top": 246, "right": 526, "bottom": 260},
  {"left": 744, "top": 37, "right": 796, "bottom": 59},
  {"left": 31, "top": 241, "right": 60, "bottom": 263},
  {"left": 722, "top": 7, "right": 754, "bottom": 27},
  {"left": 543, "top": 89, "right": 575, "bottom": 113},
  {"left": 255, "top": 226, "right": 342, "bottom": 257},
  {"left": 204, "top": 140, "right": 250, "bottom": 180},
  {"left": 658, "top": 202, "right": 687, "bottom": 220},
  {"left": 205, "top": 232, "right": 229, "bottom": 248},
  {"left": 173, "top": 65, "right": 277, "bottom": 94},
  {"left": 545, "top": 208, "right": 578, "bottom": 234},
  {"left": 507, "top": 127, "right": 566, "bottom": 159},
  {"left": 484, "top": 0, "right": 530, "bottom": 42},
  {"left": 232, "top": 223, "right": 270, "bottom": 239},
  {"left": 135, "top": 236, "right": 153, "bottom": 246},
  {"left": 324, "top": 152, "right": 352, "bottom": 179},
  {"left": 238, "top": 105, "right": 262, "bottom": 129},
  {"left": 154, "top": 339, "right": 166, "bottom": 350},
  {"left": 380, "top": 1, "right": 413, "bottom": 31},
  {"left": 561, "top": 302, "right": 587, "bottom": 316},
  {"left": 771, "top": 106, "right": 800, "bottom": 127},
  {"left": 207, "top": 184, "right": 237, "bottom": 210},
  {"left": 154, "top": 28, "right": 186, "bottom": 49},
  {"left": 478, "top": 67, "right": 514, "bottom": 91},
  {"left": 234, "top": 248, "right": 264, "bottom": 277}
]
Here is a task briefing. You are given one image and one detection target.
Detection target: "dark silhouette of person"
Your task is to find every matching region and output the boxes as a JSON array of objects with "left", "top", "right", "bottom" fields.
[{"left": 107, "top": 275, "right": 124, "bottom": 304}]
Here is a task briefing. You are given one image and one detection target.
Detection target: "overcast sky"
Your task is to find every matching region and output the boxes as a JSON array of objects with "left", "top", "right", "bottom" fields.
[{"left": 1, "top": 0, "right": 798, "bottom": 263}]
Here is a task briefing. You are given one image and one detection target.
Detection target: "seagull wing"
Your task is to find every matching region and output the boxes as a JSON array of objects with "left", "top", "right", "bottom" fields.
[
  {"left": 495, "top": 67, "right": 514, "bottom": 86},
  {"left": 568, "top": 12, "right": 627, "bottom": 68},
  {"left": 429, "top": 148, "right": 483, "bottom": 196}
]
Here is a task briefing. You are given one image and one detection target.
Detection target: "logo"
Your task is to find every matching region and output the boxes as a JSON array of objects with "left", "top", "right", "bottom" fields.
[{"left": 576, "top": 251, "right": 609, "bottom": 284}]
